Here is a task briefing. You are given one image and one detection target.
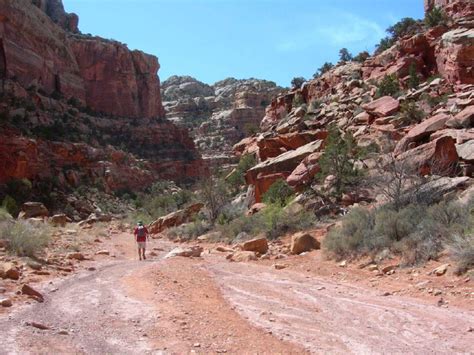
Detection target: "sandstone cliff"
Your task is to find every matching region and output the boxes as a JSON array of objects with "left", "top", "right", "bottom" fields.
[
  {"left": 0, "top": 0, "right": 204, "bottom": 212},
  {"left": 162, "top": 76, "right": 284, "bottom": 165}
]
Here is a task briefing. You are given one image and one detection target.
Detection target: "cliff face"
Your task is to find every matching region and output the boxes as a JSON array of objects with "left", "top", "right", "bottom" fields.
[
  {"left": 0, "top": 0, "right": 204, "bottom": 203},
  {"left": 0, "top": 0, "right": 165, "bottom": 119},
  {"left": 162, "top": 76, "right": 284, "bottom": 165}
]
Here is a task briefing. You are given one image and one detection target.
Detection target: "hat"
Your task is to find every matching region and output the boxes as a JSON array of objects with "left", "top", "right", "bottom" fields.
[{"left": 137, "top": 221, "right": 143, "bottom": 226}]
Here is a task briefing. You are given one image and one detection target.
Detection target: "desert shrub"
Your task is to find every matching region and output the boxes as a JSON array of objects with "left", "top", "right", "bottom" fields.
[
  {"left": 376, "top": 74, "right": 401, "bottom": 98},
  {"left": 226, "top": 154, "right": 257, "bottom": 193},
  {"left": 375, "top": 37, "right": 395, "bottom": 54},
  {"left": 309, "top": 100, "right": 322, "bottom": 111},
  {"left": 198, "top": 175, "right": 231, "bottom": 223},
  {"left": 166, "top": 218, "right": 211, "bottom": 241},
  {"left": 262, "top": 179, "right": 294, "bottom": 207},
  {"left": 408, "top": 63, "right": 420, "bottom": 89},
  {"left": 0, "top": 207, "right": 12, "bottom": 222},
  {"left": 324, "top": 199, "right": 473, "bottom": 266},
  {"left": 314, "top": 62, "right": 334, "bottom": 78},
  {"left": 339, "top": 48, "right": 353, "bottom": 62},
  {"left": 324, "top": 208, "right": 376, "bottom": 259},
  {"left": 218, "top": 204, "right": 314, "bottom": 241},
  {"left": 387, "top": 17, "right": 421, "bottom": 40},
  {"left": 354, "top": 51, "right": 370, "bottom": 63},
  {"left": 291, "top": 77, "right": 306, "bottom": 89},
  {"left": 2, "top": 195, "right": 19, "bottom": 217},
  {"left": 0, "top": 220, "right": 50, "bottom": 257},
  {"left": 318, "top": 126, "right": 363, "bottom": 197},
  {"left": 449, "top": 235, "right": 474, "bottom": 275},
  {"left": 425, "top": 6, "right": 448, "bottom": 27},
  {"left": 397, "top": 100, "right": 425, "bottom": 126}
]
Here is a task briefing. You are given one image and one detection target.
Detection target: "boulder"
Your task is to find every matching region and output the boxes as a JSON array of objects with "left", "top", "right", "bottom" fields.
[
  {"left": 149, "top": 203, "right": 204, "bottom": 234},
  {"left": 50, "top": 214, "right": 68, "bottom": 227},
  {"left": 0, "top": 298, "right": 13, "bottom": 307},
  {"left": 446, "top": 106, "right": 474, "bottom": 128},
  {"left": 397, "top": 136, "right": 459, "bottom": 175},
  {"left": 286, "top": 152, "right": 322, "bottom": 189},
  {"left": 246, "top": 203, "right": 267, "bottom": 216},
  {"left": 405, "top": 113, "right": 451, "bottom": 141},
  {"left": 18, "top": 202, "right": 49, "bottom": 219},
  {"left": 1, "top": 262, "right": 21, "bottom": 280},
  {"left": 242, "top": 237, "right": 269, "bottom": 254},
  {"left": 457, "top": 140, "right": 474, "bottom": 161},
  {"left": 165, "top": 246, "right": 203, "bottom": 258},
  {"left": 229, "top": 251, "right": 258, "bottom": 262},
  {"left": 21, "top": 284, "right": 44, "bottom": 302},
  {"left": 362, "top": 96, "right": 400, "bottom": 117},
  {"left": 290, "top": 232, "right": 321, "bottom": 255}
]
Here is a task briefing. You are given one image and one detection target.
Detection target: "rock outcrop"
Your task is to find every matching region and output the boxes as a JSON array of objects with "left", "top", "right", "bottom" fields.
[{"left": 162, "top": 76, "right": 284, "bottom": 164}]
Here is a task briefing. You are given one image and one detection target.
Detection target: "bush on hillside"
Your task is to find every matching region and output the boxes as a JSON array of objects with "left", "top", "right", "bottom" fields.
[
  {"left": 291, "top": 77, "right": 306, "bottom": 89},
  {"left": 314, "top": 62, "right": 334, "bottom": 78},
  {"left": 317, "top": 126, "right": 363, "bottom": 197},
  {"left": 397, "top": 100, "right": 425, "bottom": 126},
  {"left": 324, "top": 199, "right": 472, "bottom": 266},
  {"left": 226, "top": 154, "right": 257, "bottom": 193},
  {"left": 262, "top": 179, "right": 294, "bottom": 207},
  {"left": 408, "top": 62, "right": 420, "bottom": 89},
  {"left": 375, "top": 37, "right": 396, "bottom": 54},
  {"left": 354, "top": 51, "right": 370, "bottom": 63},
  {"left": 425, "top": 6, "right": 448, "bottom": 27},
  {"left": 0, "top": 220, "right": 51, "bottom": 257},
  {"left": 376, "top": 74, "right": 401, "bottom": 98},
  {"left": 387, "top": 17, "right": 421, "bottom": 40},
  {"left": 339, "top": 48, "right": 353, "bottom": 62}
]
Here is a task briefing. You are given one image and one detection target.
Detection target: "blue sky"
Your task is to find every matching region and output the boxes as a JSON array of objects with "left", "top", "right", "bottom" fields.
[{"left": 63, "top": 0, "right": 424, "bottom": 87}]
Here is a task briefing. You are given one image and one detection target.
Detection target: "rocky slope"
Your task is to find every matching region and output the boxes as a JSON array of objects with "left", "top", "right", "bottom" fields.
[
  {"left": 162, "top": 76, "right": 284, "bottom": 165},
  {"left": 0, "top": 0, "right": 205, "bottom": 213},
  {"left": 235, "top": 0, "right": 474, "bottom": 203}
]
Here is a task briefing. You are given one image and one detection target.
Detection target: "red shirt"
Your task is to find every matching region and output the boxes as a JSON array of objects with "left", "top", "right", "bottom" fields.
[{"left": 134, "top": 226, "right": 148, "bottom": 242}]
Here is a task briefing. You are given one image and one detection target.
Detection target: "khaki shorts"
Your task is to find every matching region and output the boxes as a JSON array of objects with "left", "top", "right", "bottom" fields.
[{"left": 137, "top": 241, "right": 146, "bottom": 249}]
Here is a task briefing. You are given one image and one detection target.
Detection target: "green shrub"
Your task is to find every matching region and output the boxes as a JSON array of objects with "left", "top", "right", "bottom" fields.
[
  {"left": 166, "top": 218, "right": 211, "bottom": 241},
  {"left": 397, "top": 100, "right": 425, "bottom": 126},
  {"left": 218, "top": 204, "right": 314, "bottom": 241},
  {"left": 0, "top": 220, "right": 50, "bottom": 257},
  {"left": 262, "top": 179, "right": 294, "bottom": 207},
  {"left": 314, "top": 62, "right": 334, "bottom": 78},
  {"left": 387, "top": 18, "right": 421, "bottom": 40},
  {"left": 292, "top": 92, "right": 305, "bottom": 107},
  {"left": 408, "top": 63, "right": 420, "bottom": 89},
  {"left": 291, "top": 77, "right": 306, "bottom": 89},
  {"left": 449, "top": 235, "right": 474, "bottom": 275},
  {"left": 318, "top": 126, "right": 363, "bottom": 197},
  {"left": 0, "top": 207, "right": 12, "bottom": 221},
  {"left": 425, "top": 6, "right": 448, "bottom": 27},
  {"left": 376, "top": 75, "right": 401, "bottom": 98},
  {"left": 2, "top": 195, "right": 19, "bottom": 217},
  {"left": 354, "top": 51, "right": 370, "bottom": 63},
  {"left": 226, "top": 154, "right": 257, "bottom": 193},
  {"left": 324, "top": 199, "right": 473, "bottom": 266},
  {"left": 375, "top": 37, "right": 395, "bottom": 54},
  {"left": 339, "top": 48, "right": 353, "bottom": 62}
]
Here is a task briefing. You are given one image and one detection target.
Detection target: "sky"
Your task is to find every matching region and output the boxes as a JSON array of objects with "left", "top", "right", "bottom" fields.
[{"left": 63, "top": 0, "right": 424, "bottom": 87}]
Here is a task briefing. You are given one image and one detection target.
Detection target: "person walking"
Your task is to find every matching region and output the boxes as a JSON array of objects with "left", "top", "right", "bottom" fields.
[{"left": 133, "top": 221, "right": 149, "bottom": 260}]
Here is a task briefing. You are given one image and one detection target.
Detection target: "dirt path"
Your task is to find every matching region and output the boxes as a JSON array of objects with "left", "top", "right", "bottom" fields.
[{"left": 0, "top": 232, "right": 473, "bottom": 354}]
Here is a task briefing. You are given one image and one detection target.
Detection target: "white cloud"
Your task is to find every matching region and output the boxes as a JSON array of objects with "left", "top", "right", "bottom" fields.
[{"left": 275, "top": 12, "right": 385, "bottom": 52}]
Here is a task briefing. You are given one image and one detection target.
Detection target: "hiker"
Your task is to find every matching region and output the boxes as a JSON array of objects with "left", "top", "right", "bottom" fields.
[{"left": 133, "top": 221, "right": 149, "bottom": 260}]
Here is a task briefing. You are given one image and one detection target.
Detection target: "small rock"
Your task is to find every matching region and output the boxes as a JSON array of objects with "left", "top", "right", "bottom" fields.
[
  {"left": 381, "top": 292, "right": 392, "bottom": 297},
  {"left": 432, "top": 263, "right": 449, "bottom": 276},
  {"left": 381, "top": 264, "right": 398, "bottom": 274},
  {"left": 21, "top": 284, "right": 44, "bottom": 302},
  {"left": 274, "top": 264, "right": 287, "bottom": 270},
  {"left": 50, "top": 214, "right": 68, "bottom": 227},
  {"left": 216, "top": 246, "right": 234, "bottom": 253},
  {"left": 242, "top": 236, "right": 269, "bottom": 254},
  {"left": 26, "top": 321, "right": 50, "bottom": 330},
  {"left": 367, "top": 264, "right": 379, "bottom": 272},
  {"left": 290, "top": 232, "right": 320, "bottom": 255},
  {"left": 66, "top": 252, "right": 85, "bottom": 261},
  {"left": 193, "top": 343, "right": 201, "bottom": 348},
  {"left": 165, "top": 246, "right": 203, "bottom": 258},
  {"left": 95, "top": 250, "right": 110, "bottom": 256},
  {"left": 1, "top": 298, "right": 13, "bottom": 307},
  {"left": 339, "top": 260, "right": 347, "bottom": 268},
  {"left": 229, "top": 251, "right": 257, "bottom": 262},
  {"left": 58, "top": 330, "right": 69, "bottom": 335}
]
